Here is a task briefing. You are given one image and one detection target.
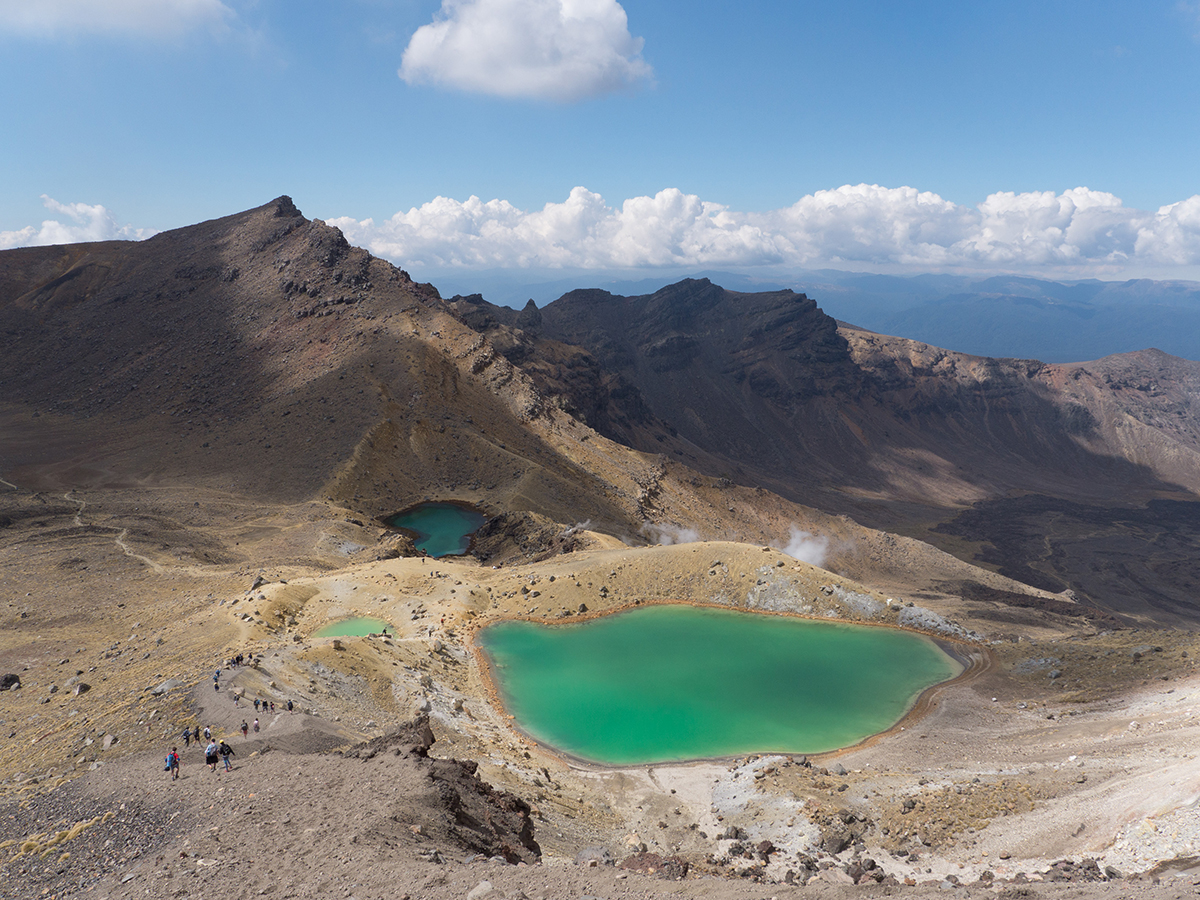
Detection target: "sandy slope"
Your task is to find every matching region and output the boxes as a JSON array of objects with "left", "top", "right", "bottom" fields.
[{"left": 5, "top": 480, "right": 1200, "bottom": 900}]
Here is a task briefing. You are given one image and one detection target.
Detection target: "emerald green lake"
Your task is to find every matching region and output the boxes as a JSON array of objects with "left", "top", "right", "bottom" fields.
[
  {"left": 388, "top": 502, "right": 487, "bottom": 557},
  {"left": 314, "top": 617, "right": 390, "bottom": 638},
  {"left": 479, "top": 605, "right": 961, "bottom": 765}
]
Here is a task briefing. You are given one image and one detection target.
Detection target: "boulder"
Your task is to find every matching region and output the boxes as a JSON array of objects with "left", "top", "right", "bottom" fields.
[
  {"left": 0, "top": 673, "right": 20, "bottom": 691},
  {"left": 574, "top": 846, "right": 614, "bottom": 867},
  {"left": 620, "top": 852, "right": 689, "bottom": 879},
  {"left": 466, "top": 880, "right": 503, "bottom": 900},
  {"left": 73, "top": 682, "right": 91, "bottom": 696},
  {"left": 818, "top": 867, "right": 855, "bottom": 885},
  {"left": 150, "top": 678, "right": 183, "bottom": 696},
  {"left": 821, "top": 829, "right": 851, "bottom": 854}
]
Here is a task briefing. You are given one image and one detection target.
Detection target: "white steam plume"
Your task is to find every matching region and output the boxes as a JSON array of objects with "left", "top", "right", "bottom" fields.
[
  {"left": 645, "top": 522, "right": 700, "bottom": 546},
  {"left": 776, "top": 526, "right": 829, "bottom": 568}
]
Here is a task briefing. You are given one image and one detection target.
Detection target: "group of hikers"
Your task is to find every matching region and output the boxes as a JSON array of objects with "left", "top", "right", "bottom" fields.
[
  {"left": 166, "top": 724, "right": 236, "bottom": 779},
  {"left": 169, "top": 663, "right": 297, "bottom": 780},
  {"left": 211, "top": 655, "right": 261, "bottom": 693}
]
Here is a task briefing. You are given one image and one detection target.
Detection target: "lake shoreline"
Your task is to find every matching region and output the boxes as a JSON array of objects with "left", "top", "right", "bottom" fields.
[{"left": 468, "top": 599, "right": 989, "bottom": 770}]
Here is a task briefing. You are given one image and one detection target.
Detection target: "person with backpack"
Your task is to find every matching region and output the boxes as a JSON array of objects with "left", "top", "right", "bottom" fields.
[
  {"left": 218, "top": 740, "right": 235, "bottom": 772},
  {"left": 241, "top": 720, "right": 249, "bottom": 738},
  {"left": 166, "top": 747, "right": 180, "bottom": 781},
  {"left": 204, "top": 740, "right": 219, "bottom": 771}
]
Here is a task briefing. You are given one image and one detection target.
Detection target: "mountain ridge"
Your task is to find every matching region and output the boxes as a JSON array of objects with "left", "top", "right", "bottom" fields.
[{"left": 5, "top": 197, "right": 1200, "bottom": 622}]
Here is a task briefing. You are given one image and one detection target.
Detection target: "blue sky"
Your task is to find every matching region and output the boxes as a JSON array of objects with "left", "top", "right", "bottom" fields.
[{"left": 3, "top": 0, "right": 1200, "bottom": 281}]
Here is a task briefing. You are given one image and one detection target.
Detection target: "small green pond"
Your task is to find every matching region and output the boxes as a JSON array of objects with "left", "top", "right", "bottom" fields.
[
  {"left": 478, "top": 605, "right": 961, "bottom": 765},
  {"left": 313, "top": 617, "right": 391, "bottom": 638},
  {"left": 388, "top": 502, "right": 487, "bottom": 557}
]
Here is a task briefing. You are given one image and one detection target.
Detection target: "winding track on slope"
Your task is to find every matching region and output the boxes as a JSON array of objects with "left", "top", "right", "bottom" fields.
[{"left": 62, "top": 490, "right": 167, "bottom": 574}]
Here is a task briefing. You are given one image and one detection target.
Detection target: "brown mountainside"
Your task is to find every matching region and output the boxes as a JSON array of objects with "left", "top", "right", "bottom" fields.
[
  {"left": 0, "top": 197, "right": 646, "bottom": 536},
  {"left": 2, "top": 197, "right": 997, "bottom": 605},
  {"left": 5, "top": 198, "right": 1200, "bottom": 621},
  {"left": 454, "top": 280, "right": 1200, "bottom": 624}
]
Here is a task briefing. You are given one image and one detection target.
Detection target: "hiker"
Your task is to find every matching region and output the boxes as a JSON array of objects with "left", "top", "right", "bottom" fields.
[
  {"left": 193, "top": 725, "right": 200, "bottom": 742},
  {"left": 253, "top": 718, "right": 259, "bottom": 733},
  {"left": 203, "top": 725, "right": 212, "bottom": 741},
  {"left": 219, "top": 740, "right": 235, "bottom": 772},
  {"left": 166, "top": 747, "right": 180, "bottom": 780},
  {"left": 241, "top": 720, "right": 249, "bottom": 738},
  {"left": 286, "top": 699, "right": 293, "bottom": 712},
  {"left": 182, "top": 727, "right": 191, "bottom": 747},
  {"left": 253, "top": 698, "right": 260, "bottom": 713},
  {"left": 269, "top": 701, "right": 275, "bottom": 713},
  {"left": 204, "top": 740, "right": 219, "bottom": 771}
]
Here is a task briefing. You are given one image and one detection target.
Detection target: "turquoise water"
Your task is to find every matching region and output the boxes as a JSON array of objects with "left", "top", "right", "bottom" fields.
[
  {"left": 388, "top": 502, "right": 487, "bottom": 557},
  {"left": 479, "top": 605, "right": 961, "bottom": 765},
  {"left": 313, "top": 617, "right": 391, "bottom": 638}
]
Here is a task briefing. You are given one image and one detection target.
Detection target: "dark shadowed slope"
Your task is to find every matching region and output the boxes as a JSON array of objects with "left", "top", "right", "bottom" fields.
[
  {"left": 0, "top": 197, "right": 644, "bottom": 537},
  {"left": 452, "top": 279, "right": 1200, "bottom": 623}
]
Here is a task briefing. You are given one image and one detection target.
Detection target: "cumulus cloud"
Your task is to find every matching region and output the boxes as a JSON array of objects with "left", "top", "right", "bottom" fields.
[
  {"left": 399, "top": 0, "right": 652, "bottom": 101},
  {"left": 328, "top": 184, "right": 1200, "bottom": 277},
  {"left": 0, "top": 196, "right": 155, "bottom": 249},
  {"left": 775, "top": 527, "right": 829, "bottom": 568},
  {"left": 0, "top": 0, "right": 234, "bottom": 38}
]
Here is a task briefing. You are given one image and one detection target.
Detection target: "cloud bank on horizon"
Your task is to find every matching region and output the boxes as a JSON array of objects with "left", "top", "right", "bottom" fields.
[
  {"left": 0, "top": 0, "right": 233, "bottom": 37},
  {"left": 399, "top": 0, "right": 651, "bottom": 101},
  {"left": 0, "top": 196, "right": 155, "bottom": 249},
  {"left": 326, "top": 184, "right": 1200, "bottom": 278},
  {"left": 7, "top": 185, "right": 1200, "bottom": 280}
]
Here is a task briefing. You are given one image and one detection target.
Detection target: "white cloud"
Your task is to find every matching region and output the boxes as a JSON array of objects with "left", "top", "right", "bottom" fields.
[
  {"left": 328, "top": 184, "right": 1200, "bottom": 277},
  {"left": 399, "top": 0, "right": 652, "bottom": 101},
  {"left": 0, "top": 0, "right": 234, "bottom": 38},
  {"left": 0, "top": 196, "right": 155, "bottom": 249},
  {"left": 8, "top": 184, "right": 1200, "bottom": 280}
]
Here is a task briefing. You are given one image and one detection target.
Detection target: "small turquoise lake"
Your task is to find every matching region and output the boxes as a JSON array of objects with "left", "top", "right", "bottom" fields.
[
  {"left": 478, "top": 605, "right": 962, "bottom": 765},
  {"left": 313, "top": 617, "right": 390, "bottom": 638},
  {"left": 387, "top": 502, "right": 487, "bottom": 557}
]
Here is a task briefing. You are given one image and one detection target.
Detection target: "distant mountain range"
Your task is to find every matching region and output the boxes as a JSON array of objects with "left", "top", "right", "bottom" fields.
[{"left": 429, "top": 269, "right": 1200, "bottom": 364}]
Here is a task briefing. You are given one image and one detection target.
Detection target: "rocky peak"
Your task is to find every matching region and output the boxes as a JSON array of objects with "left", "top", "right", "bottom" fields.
[{"left": 272, "top": 195, "right": 303, "bottom": 218}]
